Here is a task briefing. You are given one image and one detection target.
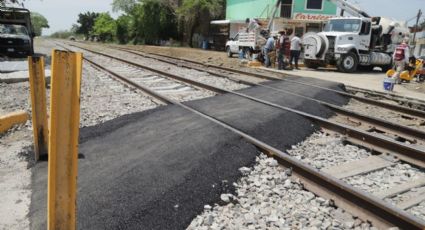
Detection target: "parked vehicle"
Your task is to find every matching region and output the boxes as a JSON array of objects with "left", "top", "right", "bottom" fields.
[
  {"left": 225, "top": 0, "right": 282, "bottom": 59},
  {"left": 0, "top": 7, "right": 35, "bottom": 57},
  {"left": 302, "top": 0, "right": 410, "bottom": 73},
  {"left": 225, "top": 32, "right": 266, "bottom": 58}
]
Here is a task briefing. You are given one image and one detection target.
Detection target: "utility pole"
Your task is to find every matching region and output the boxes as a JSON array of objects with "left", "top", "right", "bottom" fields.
[{"left": 412, "top": 9, "right": 422, "bottom": 54}]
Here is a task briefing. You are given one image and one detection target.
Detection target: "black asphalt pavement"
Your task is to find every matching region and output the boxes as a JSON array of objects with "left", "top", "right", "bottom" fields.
[{"left": 29, "top": 77, "right": 348, "bottom": 229}]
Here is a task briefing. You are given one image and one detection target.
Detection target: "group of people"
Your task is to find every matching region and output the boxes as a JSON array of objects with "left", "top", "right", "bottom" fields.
[{"left": 263, "top": 30, "right": 303, "bottom": 70}]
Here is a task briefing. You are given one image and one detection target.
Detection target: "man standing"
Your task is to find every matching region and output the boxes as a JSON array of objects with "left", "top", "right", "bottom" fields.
[
  {"left": 277, "top": 31, "right": 286, "bottom": 70},
  {"left": 263, "top": 35, "right": 275, "bottom": 68},
  {"left": 290, "top": 33, "right": 302, "bottom": 70},
  {"left": 246, "top": 18, "right": 260, "bottom": 33}
]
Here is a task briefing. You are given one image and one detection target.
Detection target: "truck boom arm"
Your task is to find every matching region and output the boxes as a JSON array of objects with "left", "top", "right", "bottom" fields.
[
  {"left": 266, "top": 0, "right": 282, "bottom": 31},
  {"left": 327, "top": 0, "right": 370, "bottom": 18}
]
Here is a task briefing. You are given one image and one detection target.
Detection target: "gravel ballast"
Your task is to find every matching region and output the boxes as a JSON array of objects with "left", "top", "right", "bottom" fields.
[
  {"left": 188, "top": 154, "right": 371, "bottom": 230},
  {"left": 287, "top": 131, "right": 425, "bottom": 221}
]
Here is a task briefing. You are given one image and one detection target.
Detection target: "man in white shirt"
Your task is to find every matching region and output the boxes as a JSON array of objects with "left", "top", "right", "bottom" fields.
[{"left": 290, "top": 34, "right": 302, "bottom": 70}]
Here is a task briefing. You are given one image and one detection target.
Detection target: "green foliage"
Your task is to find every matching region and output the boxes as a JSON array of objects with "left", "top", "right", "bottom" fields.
[
  {"left": 140, "top": 0, "right": 161, "bottom": 44},
  {"left": 116, "top": 15, "right": 131, "bottom": 44},
  {"left": 50, "top": 30, "right": 74, "bottom": 39},
  {"left": 93, "top": 12, "right": 116, "bottom": 42},
  {"left": 177, "top": 0, "right": 225, "bottom": 46},
  {"left": 129, "top": 4, "right": 145, "bottom": 44},
  {"left": 112, "top": 0, "right": 137, "bottom": 13},
  {"left": 0, "top": 0, "right": 23, "bottom": 6},
  {"left": 76, "top": 11, "right": 100, "bottom": 39},
  {"left": 30, "top": 12, "right": 49, "bottom": 36},
  {"left": 113, "top": 0, "right": 178, "bottom": 45}
]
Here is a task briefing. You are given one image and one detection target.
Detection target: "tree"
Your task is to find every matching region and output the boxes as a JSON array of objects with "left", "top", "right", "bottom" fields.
[
  {"left": 50, "top": 30, "right": 73, "bottom": 39},
  {"left": 93, "top": 12, "right": 116, "bottom": 42},
  {"left": 177, "top": 0, "right": 225, "bottom": 47},
  {"left": 0, "top": 0, "right": 23, "bottom": 6},
  {"left": 30, "top": 12, "right": 49, "bottom": 36},
  {"left": 116, "top": 15, "right": 131, "bottom": 44},
  {"left": 76, "top": 12, "right": 100, "bottom": 40},
  {"left": 140, "top": 0, "right": 161, "bottom": 44},
  {"left": 112, "top": 0, "right": 137, "bottom": 13}
]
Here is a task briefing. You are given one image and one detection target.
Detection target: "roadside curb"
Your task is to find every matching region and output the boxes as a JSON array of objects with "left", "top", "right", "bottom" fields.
[
  {"left": 0, "top": 76, "right": 51, "bottom": 84},
  {"left": 0, "top": 110, "right": 29, "bottom": 134}
]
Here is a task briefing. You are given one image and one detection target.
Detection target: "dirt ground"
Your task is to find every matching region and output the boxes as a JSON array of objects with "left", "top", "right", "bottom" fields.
[{"left": 119, "top": 44, "right": 425, "bottom": 100}]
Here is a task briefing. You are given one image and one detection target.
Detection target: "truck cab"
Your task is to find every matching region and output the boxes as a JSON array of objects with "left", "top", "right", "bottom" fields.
[
  {"left": 0, "top": 7, "right": 35, "bottom": 58},
  {"left": 0, "top": 23, "right": 33, "bottom": 57},
  {"left": 303, "top": 17, "right": 397, "bottom": 72}
]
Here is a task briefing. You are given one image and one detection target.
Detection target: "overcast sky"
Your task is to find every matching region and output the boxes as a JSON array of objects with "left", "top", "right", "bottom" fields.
[{"left": 22, "top": 0, "right": 425, "bottom": 35}]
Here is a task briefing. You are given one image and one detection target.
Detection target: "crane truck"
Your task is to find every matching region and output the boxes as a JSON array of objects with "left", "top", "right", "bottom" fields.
[{"left": 302, "top": 0, "right": 410, "bottom": 73}]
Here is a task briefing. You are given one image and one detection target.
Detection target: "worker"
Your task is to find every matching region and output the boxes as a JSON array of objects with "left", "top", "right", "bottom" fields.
[
  {"left": 392, "top": 39, "right": 410, "bottom": 83},
  {"left": 263, "top": 34, "right": 275, "bottom": 68},
  {"left": 290, "top": 33, "right": 302, "bottom": 70},
  {"left": 277, "top": 31, "right": 286, "bottom": 70},
  {"left": 246, "top": 18, "right": 260, "bottom": 33}
]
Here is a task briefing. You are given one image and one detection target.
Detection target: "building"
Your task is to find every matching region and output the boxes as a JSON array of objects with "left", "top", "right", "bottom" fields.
[{"left": 210, "top": 0, "right": 337, "bottom": 50}]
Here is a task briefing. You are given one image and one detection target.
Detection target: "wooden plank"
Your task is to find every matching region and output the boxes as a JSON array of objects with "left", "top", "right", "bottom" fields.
[
  {"left": 374, "top": 177, "right": 425, "bottom": 199},
  {"left": 322, "top": 156, "right": 395, "bottom": 179},
  {"left": 397, "top": 187, "right": 425, "bottom": 210}
]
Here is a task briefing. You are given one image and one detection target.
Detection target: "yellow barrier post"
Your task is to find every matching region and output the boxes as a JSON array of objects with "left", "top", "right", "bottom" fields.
[
  {"left": 47, "top": 50, "right": 83, "bottom": 230},
  {"left": 28, "top": 55, "right": 49, "bottom": 160}
]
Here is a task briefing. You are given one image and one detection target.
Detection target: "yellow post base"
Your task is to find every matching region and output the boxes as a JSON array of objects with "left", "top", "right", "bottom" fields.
[{"left": 0, "top": 111, "right": 29, "bottom": 134}]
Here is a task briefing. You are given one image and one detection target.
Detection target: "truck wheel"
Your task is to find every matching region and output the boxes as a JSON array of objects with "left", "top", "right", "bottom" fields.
[
  {"left": 337, "top": 52, "right": 358, "bottom": 73},
  {"left": 226, "top": 47, "right": 232, "bottom": 58},
  {"left": 304, "top": 60, "right": 319, "bottom": 69}
]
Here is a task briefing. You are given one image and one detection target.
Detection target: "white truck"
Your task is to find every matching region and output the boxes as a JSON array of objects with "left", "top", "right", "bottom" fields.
[
  {"left": 302, "top": 0, "right": 410, "bottom": 73},
  {"left": 225, "top": 0, "right": 283, "bottom": 58},
  {"left": 225, "top": 32, "right": 266, "bottom": 58}
]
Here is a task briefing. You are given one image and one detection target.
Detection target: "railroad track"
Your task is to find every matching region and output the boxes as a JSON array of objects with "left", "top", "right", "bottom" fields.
[
  {"left": 110, "top": 45, "right": 425, "bottom": 119},
  {"left": 76, "top": 43, "right": 425, "bottom": 148},
  {"left": 56, "top": 41, "right": 425, "bottom": 228},
  {"left": 345, "top": 85, "right": 425, "bottom": 111}
]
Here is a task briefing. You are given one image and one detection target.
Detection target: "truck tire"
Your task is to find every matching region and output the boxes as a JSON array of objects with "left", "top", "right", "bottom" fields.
[
  {"left": 226, "top": 46, "right": 232, "bottom": 58},
  {"left": 337, "top": 52, "right": 358, "bottom": 73},
  {"left": 304, "top": 60, "right": 320, "bottom": 69}
]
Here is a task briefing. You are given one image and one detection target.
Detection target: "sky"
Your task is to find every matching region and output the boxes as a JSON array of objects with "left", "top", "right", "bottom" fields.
[
  {"left": 23, "top": 0, "right": 119, "bottom": 35},
  {"left": 19, "top": 0, "right": 425, "bottom": 35}
]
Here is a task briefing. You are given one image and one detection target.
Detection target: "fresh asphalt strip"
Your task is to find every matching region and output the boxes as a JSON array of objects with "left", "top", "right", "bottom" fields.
[{"left": 29, "top": 78, "right": 349, "bottom": 229}]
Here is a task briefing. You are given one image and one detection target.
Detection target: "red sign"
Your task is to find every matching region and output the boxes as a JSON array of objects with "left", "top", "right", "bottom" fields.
[{"left": 293, "top": 13, "right": 335, "bottom": 21}]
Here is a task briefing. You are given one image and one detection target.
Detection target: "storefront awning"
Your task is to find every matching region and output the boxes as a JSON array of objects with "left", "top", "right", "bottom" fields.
[{"left": 210, "top": 20, "right": 246, "bottom": 25}]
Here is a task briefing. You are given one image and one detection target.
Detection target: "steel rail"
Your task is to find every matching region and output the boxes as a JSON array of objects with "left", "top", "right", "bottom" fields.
[
  {"left": 346, "top": 85, "right": 425, "bottom": 111},
  {"left": 114, "top": 47, "right": 425, "bottom": 143},
  {"left": 58, "top": 42, "right": 425, "bottom": 229},
  {"left": 66, "top": 43, "right": 425, "bottom": 168},
  {"left": 122, "top": 46, "right": 425, "bottom": 119}
]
